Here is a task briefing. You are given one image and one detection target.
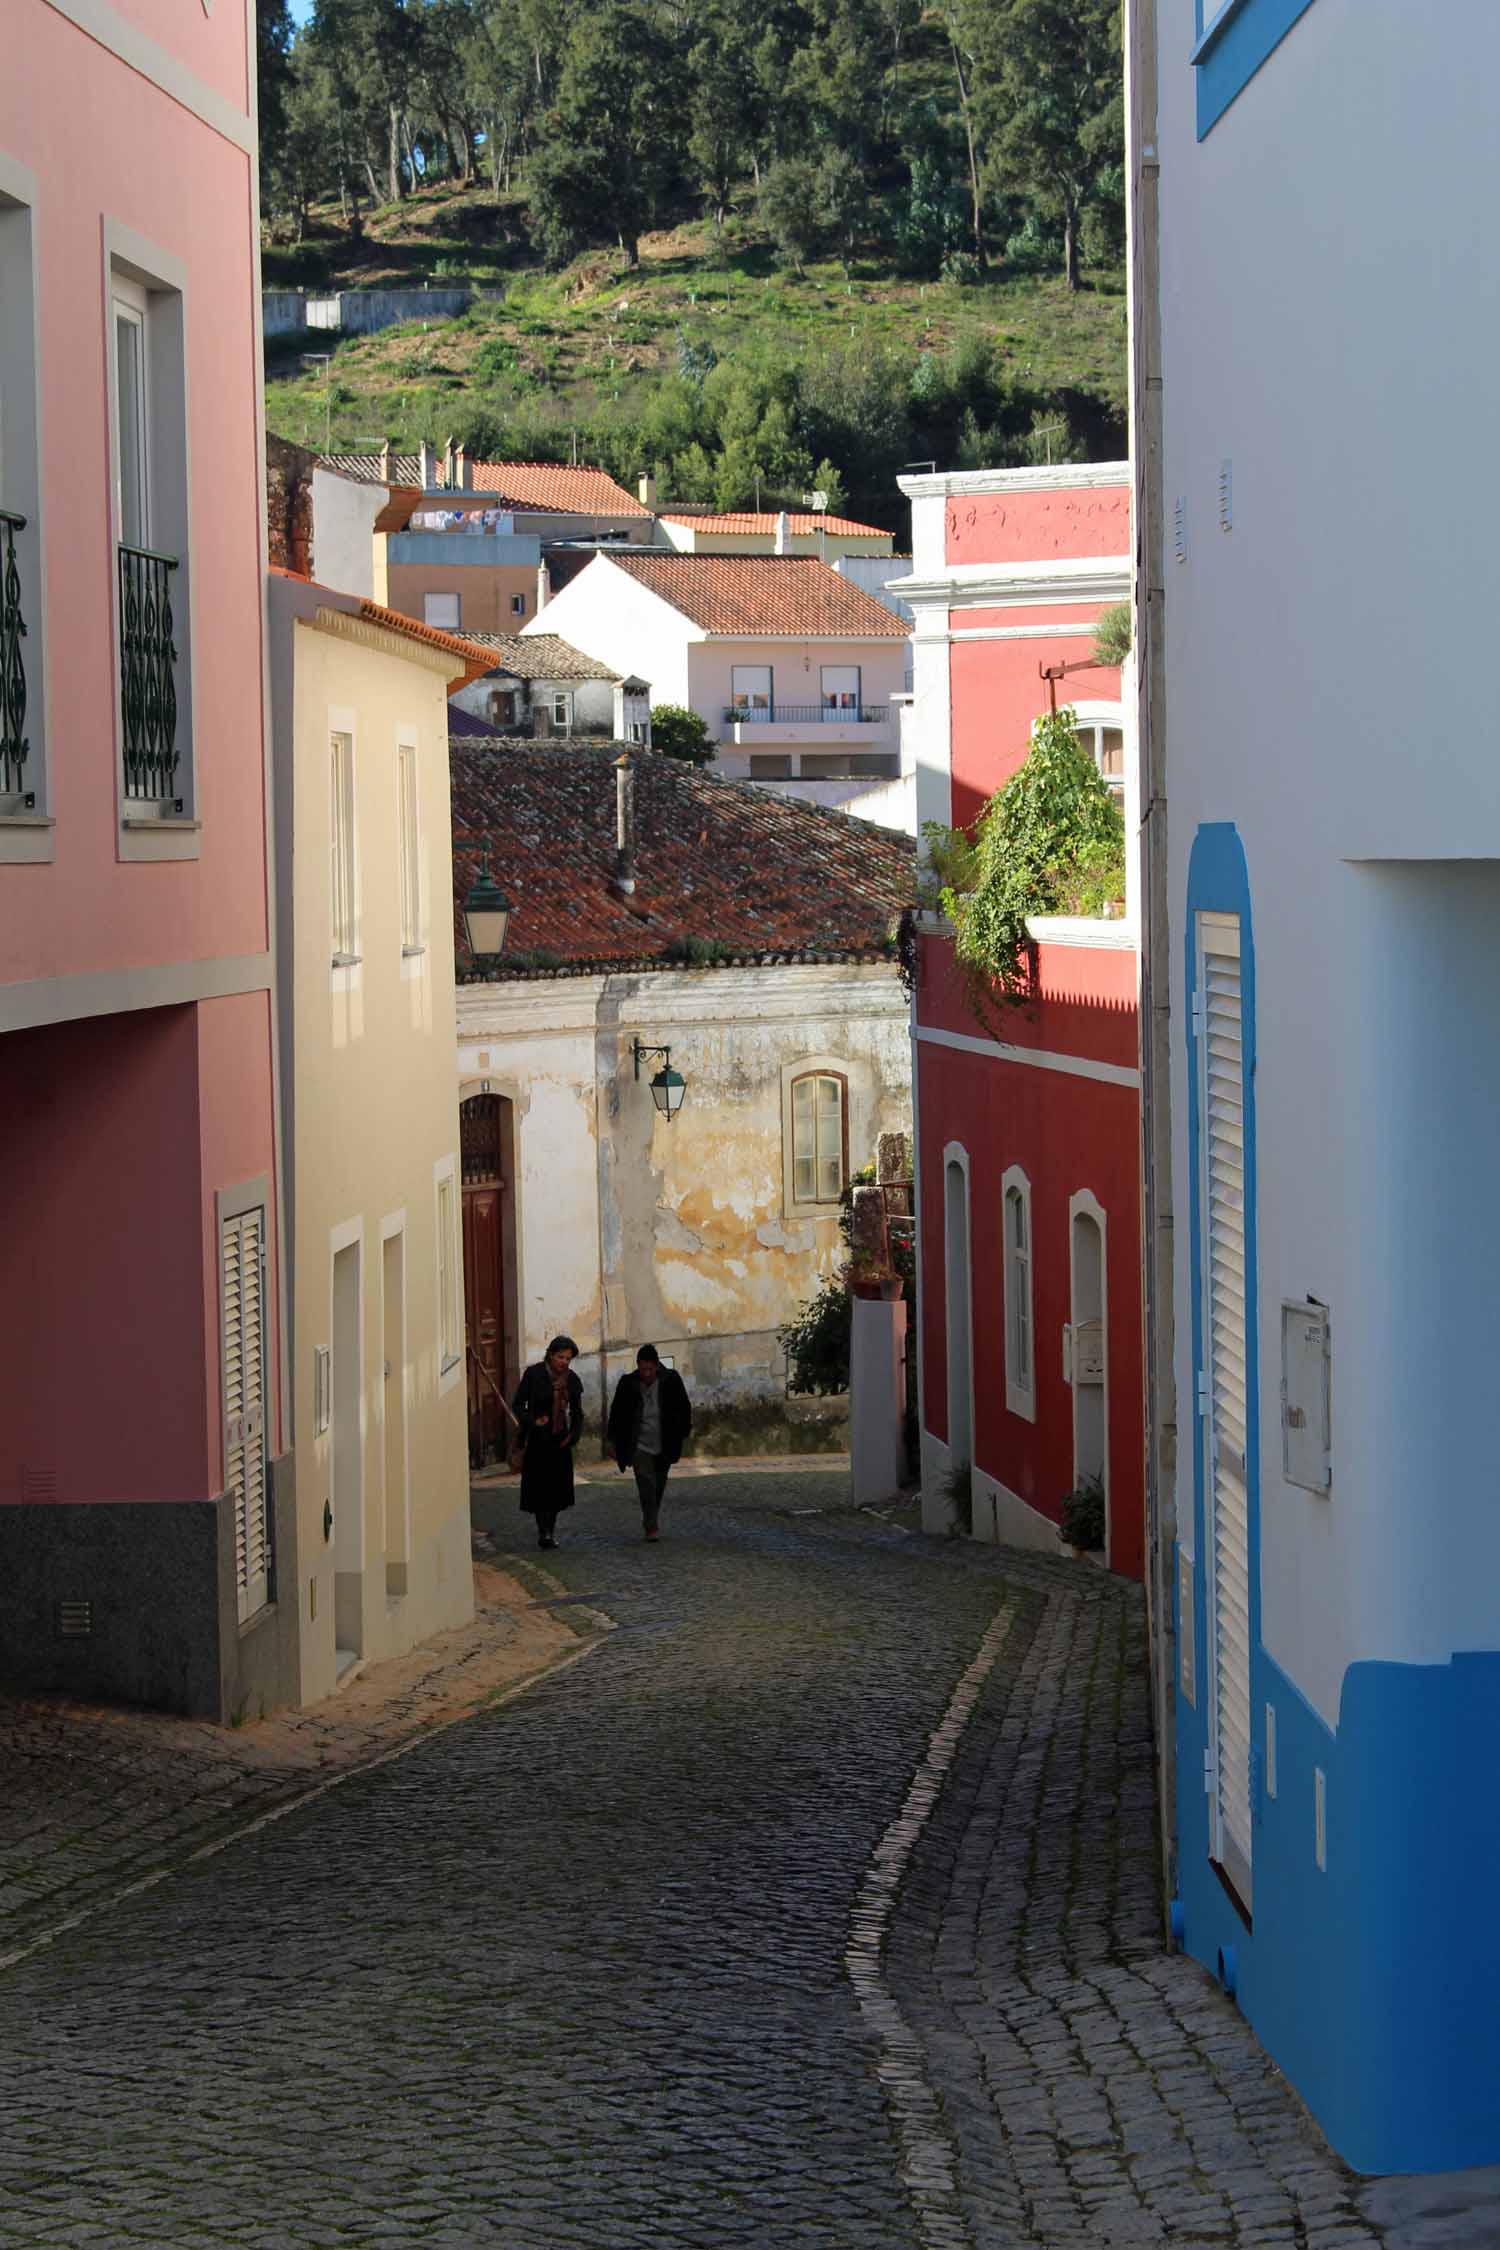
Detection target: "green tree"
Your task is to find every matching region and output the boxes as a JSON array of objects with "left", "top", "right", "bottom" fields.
[
  {"left": 759, "top": 157, "right": 824, "bottom": 275},
  {"left": 546, "top": 0, "right": 690, "bottom": 265},
  {"left": 257, "top": 0, "right": 295, "bottom": 211},
  {"left": 979, "top": 0, "right": 1122, "bottom": 289},
  {"left": 650, "top": 704, "right": 717, "bottom": 765}
]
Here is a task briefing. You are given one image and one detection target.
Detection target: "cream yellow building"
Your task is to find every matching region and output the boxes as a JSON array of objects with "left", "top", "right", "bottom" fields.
[{"left": 268, "top": 576, "right": 491, "bottom": 1705}]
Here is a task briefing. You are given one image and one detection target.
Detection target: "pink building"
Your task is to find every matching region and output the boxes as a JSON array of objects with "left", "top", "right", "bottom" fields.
[
  {"left": 894, "top": 467, "right": 1143, "bottom": 1578},
  {"left": 0, "top": 0, "right": 286, "bottom": 1712}
]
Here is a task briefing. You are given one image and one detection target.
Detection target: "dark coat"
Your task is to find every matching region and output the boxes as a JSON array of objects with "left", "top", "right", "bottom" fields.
[
  {"left": 607, "top": 1367, "right": 692, "bottom": 1471},
  {"left": 512, "top": 1362, "right": 585, "bottom": 1516}
]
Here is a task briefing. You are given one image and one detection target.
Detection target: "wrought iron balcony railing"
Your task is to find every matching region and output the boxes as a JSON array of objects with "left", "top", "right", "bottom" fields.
[
  {"left": 723, "top": 703, "right": 890, "bottom": 727},
  {"left": 1, "top": 509, "right": 29, "bottom": 799},
  {"left": 118, "top": 543, "right": 181, "bottom": 806}
]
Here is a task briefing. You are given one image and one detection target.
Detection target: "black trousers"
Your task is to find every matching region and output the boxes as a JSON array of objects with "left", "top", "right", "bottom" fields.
[
  {"left": 535, "top": 1508, "right": 557, "bottom": 1544},
  {"left": 632, "top": 1451, "right": 670, "bottom": 1529}
]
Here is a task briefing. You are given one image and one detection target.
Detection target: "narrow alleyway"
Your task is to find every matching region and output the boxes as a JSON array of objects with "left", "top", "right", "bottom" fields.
[{"left": 0, "top": 1470, "right": 1390, "bottom": 2247}]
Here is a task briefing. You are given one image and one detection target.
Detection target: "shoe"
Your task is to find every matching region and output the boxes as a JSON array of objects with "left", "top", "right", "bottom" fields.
[
  {"left": 644, "top": 1525, "right": 659, "bottom": 1541},
  {"left": 539, "top": 1535, "right": 557, "bottom": 1550}
]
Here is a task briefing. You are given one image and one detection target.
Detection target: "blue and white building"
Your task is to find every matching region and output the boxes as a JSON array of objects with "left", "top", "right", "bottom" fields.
[{"left": 1132, "top": 0, "right": 1500, "bottom": 2175}]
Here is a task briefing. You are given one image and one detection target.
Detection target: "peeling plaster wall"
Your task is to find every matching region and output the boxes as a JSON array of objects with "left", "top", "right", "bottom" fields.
[{"left": 456, "top": 964, "right": 911, "bottom": 1431}]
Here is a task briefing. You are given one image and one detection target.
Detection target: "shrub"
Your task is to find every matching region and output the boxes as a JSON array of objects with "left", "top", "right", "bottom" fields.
[
  {"left": 942, "top": 707, "right": 1125, "bottom": 1026},
  {"left": 650, "top": 703, "right": 716, "bottom": 765},
  {"left": 779, "top": 1276, "right": 850, "bottom": 1396},
  {"left": 1060, "top": 1476, "right": 1106, "bottom": 1551}
]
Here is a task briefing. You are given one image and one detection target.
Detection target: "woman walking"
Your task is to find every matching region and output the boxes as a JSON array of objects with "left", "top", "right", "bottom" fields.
[{"left": 511, "top": 1336, "right": 584, "bottom": 1550}]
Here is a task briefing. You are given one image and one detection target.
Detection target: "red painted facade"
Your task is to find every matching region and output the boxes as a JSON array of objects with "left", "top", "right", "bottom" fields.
[{"left": 908, "top": 469, "right": 1143, "bottom": 1577}]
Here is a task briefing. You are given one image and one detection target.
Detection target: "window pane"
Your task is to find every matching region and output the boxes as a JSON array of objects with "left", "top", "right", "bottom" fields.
[
  {"left": 423, "top": 592, "right": 460, "bottom": 629},
  {"left": 1099, "top": 728, "right": 1125, "bottom": 778},
  {"left": 818, "top": 1154, "right": 842, "bottom": 1201},
  {"left": 794, "top": 1153, "right": 815, "bottom": 1201},
  {"left": 115, "top": 311, "right": 147, "bottom": 547}
]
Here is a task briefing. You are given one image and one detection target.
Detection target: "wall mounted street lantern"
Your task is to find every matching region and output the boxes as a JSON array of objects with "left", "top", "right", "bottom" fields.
[
  {"left": 631, "top": 1038, "right": 687, "bottom": 1121},
  {"left": 462, "top": 845, "right": 512, "bottom": 965}
]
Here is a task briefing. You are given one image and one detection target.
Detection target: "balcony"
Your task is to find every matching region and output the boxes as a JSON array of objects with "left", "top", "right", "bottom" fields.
[
  {"left": 723, "top": 703, "right": 891, "bottom": 729},
  {"left": 118, "top": 544, "right": 181, "bottom": 807},
  {"left": 1, "top": 509, "right": 30, "bottom": 801}
]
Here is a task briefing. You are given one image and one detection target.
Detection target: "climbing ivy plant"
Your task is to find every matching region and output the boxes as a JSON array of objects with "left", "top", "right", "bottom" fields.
[{"left": 941, "top": 707, "right": 1125, "bottom": 1028}]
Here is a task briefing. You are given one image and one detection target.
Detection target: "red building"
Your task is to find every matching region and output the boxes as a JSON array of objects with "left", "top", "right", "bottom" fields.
[{"left": 893, "top": 466, "right": 1142, "bottom": 1577}]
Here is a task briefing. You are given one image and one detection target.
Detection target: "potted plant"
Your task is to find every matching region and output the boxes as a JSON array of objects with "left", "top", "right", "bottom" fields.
[
  {"left": 1058, "top": 1476, "right": 1106, "bottom": 1556},
  {"left": 845, "top": 1249, "right": 903, "bottom": 1302}
]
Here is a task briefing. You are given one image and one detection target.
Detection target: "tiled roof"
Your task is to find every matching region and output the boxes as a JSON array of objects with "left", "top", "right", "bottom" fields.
[
  {"left": 458, "top": 632, "right": 620, "bottom": 683},
  {"left": 600, "top": 554, "right": 910, "bottom": 638},
  {"left": 356, "top": 598, "right": 501, "bottom": 686},
  {"left": 318, "top": 452, "right": 419, "bottom": 484},
  {"left": 450, "top": 744, "right": 914, "bottom": 975},
  {"left": 317, "top": 454, "right": 650, "bottom": 516},
  {"left": 468, "top": 461, "right": 651, "bottom": 516},
  {"left": 662, "top": 510, "right": 889, "bottom": 539}
]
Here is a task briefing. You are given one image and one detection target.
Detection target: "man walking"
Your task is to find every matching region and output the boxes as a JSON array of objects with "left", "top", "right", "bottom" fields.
[{"left": 608, "top": 1345, "right": 692, "bottom": 1541}]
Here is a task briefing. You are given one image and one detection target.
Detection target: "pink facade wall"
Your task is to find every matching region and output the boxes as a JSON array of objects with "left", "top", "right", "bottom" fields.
[
  {"left": 0, "top": 1010, "right": 209, "bottom": 1504},
  {"left": 1, "top": 1, "right": 270, "bottom": 984},
  {"left": 917, "top": 471, "right": 1143, "bottom": 1576},
  {"left": 106, "top": 0, "right": 251, "bottom": 113},
  {"left": 944, "top": 486, "right": 1131, "bottom": 567},
  {"left": 950, "top": 604, "right": 1123, "bottom": 834},
  {"left": 196, "top": 989, "right": 282, "bottom": 1469}
]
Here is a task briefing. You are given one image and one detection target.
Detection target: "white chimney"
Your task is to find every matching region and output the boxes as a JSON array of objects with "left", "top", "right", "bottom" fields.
[
  {"left": 613, "top": 753, "right": 636, "bottom": 894},
  {"left": 378, "top": 438, "right": 392, "bottom": 478},
  {"left": 774, "top": 510, "right": 792, "bottom": 555},
  {"left": 419, "top": 439, "right": 437, "bottom": 489},
  {"left": 456, "top": 442, "right": 471, "bottom": 489},
  {"left": 639, "top": 471, "right": 657, "bottom": 510},
  {"left": 443, "top": 436, "right": 457, "bottom": 485}
]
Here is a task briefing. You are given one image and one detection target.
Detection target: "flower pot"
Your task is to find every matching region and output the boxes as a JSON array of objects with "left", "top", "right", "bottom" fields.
[{"left": 850, "top": 1272, "right": 901, "bottom": 1301}]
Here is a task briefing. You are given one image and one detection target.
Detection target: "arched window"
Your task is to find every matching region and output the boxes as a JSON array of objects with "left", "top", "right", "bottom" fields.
[
  {"left": 1071, "top": 701, "right": 1128, "bottom": 801},
  {"left": 788, "top": 1069, "right": 848, "bottom": 1208},
  {"left": 1002, "top": 1165, "right": 1035, "bottom": 1420}
]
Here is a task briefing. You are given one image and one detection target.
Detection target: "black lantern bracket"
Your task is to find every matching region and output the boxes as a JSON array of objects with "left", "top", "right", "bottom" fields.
[{"left": 630, "top": 1038, "right": 687, "bottom": 1121}]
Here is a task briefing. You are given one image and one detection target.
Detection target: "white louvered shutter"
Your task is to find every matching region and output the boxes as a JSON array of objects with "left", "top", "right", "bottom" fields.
[
  {"left": 1197, "top": 914, "right": 1253, "bottom": 1904},
  {"left": 222, "top": 1209, "right": 270, "bottom": 1622}
]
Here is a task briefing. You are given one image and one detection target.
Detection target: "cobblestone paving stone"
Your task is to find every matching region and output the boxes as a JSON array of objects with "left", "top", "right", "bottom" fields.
[
  {"left": 0, "top": 1470, "right": 1390, "bottom": 2247},
  {"left": 0, "top": 1568, "right": 581, "bottom": 1962}
]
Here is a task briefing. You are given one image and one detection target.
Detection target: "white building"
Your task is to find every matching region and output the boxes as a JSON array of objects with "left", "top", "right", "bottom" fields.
[
  {"left": 448, "top": 633, "right": 650, "bottom": 744},
  {"left": 523, "top": 552, "right": 912, "bottom": 823},
  {"left": 1131, "top": 0, "right": 1500, "bottom": 2177}
]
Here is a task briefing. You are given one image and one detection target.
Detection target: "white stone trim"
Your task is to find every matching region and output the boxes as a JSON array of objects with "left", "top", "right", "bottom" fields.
[
  {"left": 897, "top": 462, "right": 1130, "bottom": 500},
  {"left": 313, "top": 604, "right": 458, "bottom": 683},
  {"left": 1024, "top": 915, "right": 1137, "bottom": 950},
  {"left": 917, "top": 1023, "right": 1140, "bottom": 1089},
  {"left": 0, "top": 950, "right": 271, "bottom": 1034},
  {"left": 947, "top": 622, "right": 1099, "bottom": 644},
  {"left": 888, "top": 558, "right": 1131, "bottom": 612},
  {"left": 39, "top": 0, "right": 255, "bottom": 152},
  {"left": 433, "top": 1154, "right": 462, "bottom": 1395}
]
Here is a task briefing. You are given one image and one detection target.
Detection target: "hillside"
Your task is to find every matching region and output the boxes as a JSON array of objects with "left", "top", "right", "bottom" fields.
[{"left": 262, "top": 181, "right": 1128, "bottom": 527}]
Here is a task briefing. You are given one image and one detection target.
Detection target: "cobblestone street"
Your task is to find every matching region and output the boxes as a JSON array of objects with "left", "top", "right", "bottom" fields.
[{"left": 0, "top": 1468, "right": 1407, "bottom": 2246}]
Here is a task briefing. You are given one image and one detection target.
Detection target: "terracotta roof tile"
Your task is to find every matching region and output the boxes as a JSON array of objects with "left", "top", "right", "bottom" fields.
[
  {"left": 600, "top": 554, "right": 910, "bottom": 638},
  {"left": 317, "top": 454, "right": 651, "bottom": 517},
  {"left": 458, "top": 632, "right": 620, "bottom": 682},
  {"left": 466, "top": 460, "right": 651, "bottom": 516},
  {"left": 450, "top": 744, "right": 914, "bottom": 974},
  {"left": 662, "top": 510, "right": 889, "bottom": 538},
  {"left": 356, "top": 598, "right": 502, "bottom": 686}
]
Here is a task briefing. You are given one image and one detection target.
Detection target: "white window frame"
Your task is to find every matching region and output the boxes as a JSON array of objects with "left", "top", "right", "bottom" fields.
[
  {"left": 423, "top": 591, "right": 460, "bottom": 629},
  {"left": 820, "top": 663, "right": 861, "bottom": 714},
  {"left": 780, "top": 1053, "right": 851, "bottom": 1217},
  {"left": 731, "top": 664, "right": 774, "bottom": 714},
  {"left": 104, "top": 221, "right": 195, "bottom": 860},
  {"left": 396, "top": 733, "right": 423, "bottom": 962},
  {"left": 435, "top": 1153, "right": 463, "bottom": 1392},
  {"left": 1002, "top": 1164, "right": 1035, "bottom": 1421},
  {"left": 329, "top": 722, "right": 360, "bottom": 971},
  {"left": 510, "top": 591, "right": 527, "bottom": 617},
  {"left": 1071, "top": 700, "right": 1127, "bottom": 801},
  {"left": 0, "top": 158, "right": 50, "bottom": 858},
  {"left": 550, "top": 691, "right": 573, "bottom": 731},
  {"left": 112, "top": 284, "right": 151, "bottom": 552}
]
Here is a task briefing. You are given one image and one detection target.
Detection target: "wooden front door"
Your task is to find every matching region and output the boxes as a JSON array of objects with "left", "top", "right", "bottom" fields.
[{"left": 461, "top": 1095, "right": 507, "bottom": 1465}]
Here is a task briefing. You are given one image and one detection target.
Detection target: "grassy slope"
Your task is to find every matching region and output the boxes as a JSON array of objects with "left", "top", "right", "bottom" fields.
[{"left": 263, "top": 179, "right": 1127, "bottom": 470}]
